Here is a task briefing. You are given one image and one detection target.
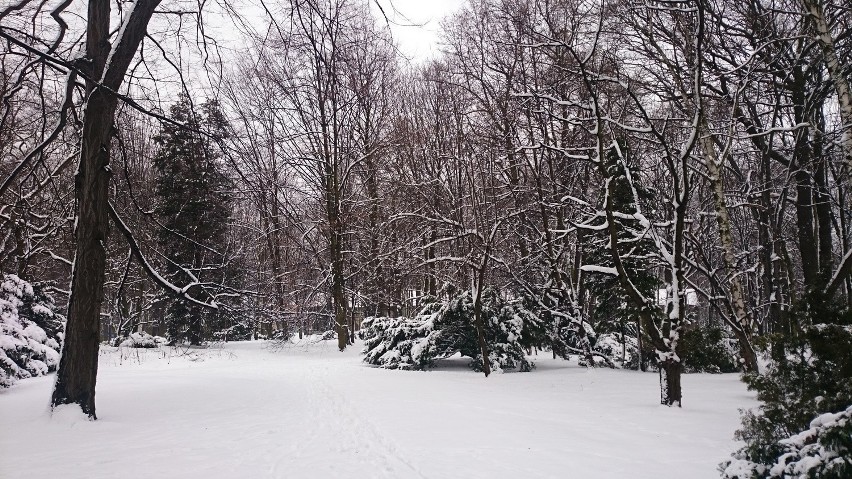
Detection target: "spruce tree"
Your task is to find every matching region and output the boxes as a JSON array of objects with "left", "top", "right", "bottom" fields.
[
  {"left": 153, "top": 94, "right": 232, "bottom": 345},
  {"left": 584, "top": 141, "right": 660, "bottom": 367}
]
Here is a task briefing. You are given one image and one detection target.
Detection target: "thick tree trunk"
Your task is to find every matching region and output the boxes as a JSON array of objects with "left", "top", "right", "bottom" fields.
[
  {"left": 813, "top": 152, "right": 834, "bottom": 285},
  {"left": 425, "top": 229, "right": 437, "bottom": 296},
  {"left": 329, "top": 199, "right": 348, "bottom": 350},
  {"left": 794, "top": 168, "right": 820, "bottom": 289},
  {"left": 791, "top": 67, "right": 823, "bottom": 292},
  {"left": 51, "top": 90, "right": 113, "bottom": 417},
  {"left": 50, "top": 0, "right": 113, "bottom": 418},
  {"left": 364, "top": 155, "right": 386, "bottom": 318},
  {"left": 659, "top": 358, "right": 683, "bottom": 407},
  {"left": 265, "top": 188, "right": 285, "bottom": 337},
  {"left": 51, "top": 0, "right": 161, "bottom": 419},
  {"left": 331, "top": 246, "right": 348, "bottom": 351},
  {"left": 636, "top": 317, "right": 645, "bottom": 372}
]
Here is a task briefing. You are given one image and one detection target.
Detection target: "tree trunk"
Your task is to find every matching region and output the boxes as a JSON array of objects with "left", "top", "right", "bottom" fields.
[
  {"left": 659, "top": 358, "right": 683, "bottom": 407},
  {"left": 800, "top": 0, "right": 852, "bottom": 172},
  {"left": 699, "top": 131, "right": 758, "bottom": 372},
  {"left": 51, "top": 0, "right": 161, "bottom": 419},
  {"left": 813, "top": 148, "right": 834, "bottom": 286},
  {"left": 51, "top": 90, "right": 112, "bottom": 417},
  {"left": 329, "top": 212, "right": 348, "bottom": 350},
  {"left": 471, "top": 283, "right": 491, "bottom": 378},
  {"left": 331, "top": 252, "right": 348, "bottom": 351},
  {"left": 636, "top": 317, "right": 645, "bottom": 372}
]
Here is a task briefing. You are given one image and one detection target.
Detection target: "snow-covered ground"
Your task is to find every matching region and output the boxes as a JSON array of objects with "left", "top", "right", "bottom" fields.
[{"left": 0, "top": 340, "right": 756, "bottom": 479}]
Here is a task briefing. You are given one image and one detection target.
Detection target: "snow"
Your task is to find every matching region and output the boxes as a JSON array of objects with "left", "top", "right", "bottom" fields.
[
  {"left": 0, "top": 340, "right": 757, "bottom": 479},
  {"left": 580, "top": 264, "right": 618, "bottom": 276}
]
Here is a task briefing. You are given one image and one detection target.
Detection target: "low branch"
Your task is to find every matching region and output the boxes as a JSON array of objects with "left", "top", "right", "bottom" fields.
[{"left": 108, "top": 201, "right": 218, "bottom": 310}]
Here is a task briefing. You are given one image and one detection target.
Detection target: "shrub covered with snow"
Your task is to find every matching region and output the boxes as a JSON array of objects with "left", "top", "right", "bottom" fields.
[
  {"left": 362, "top": 289, "right": 538, "bottom": 373},
  {"left": 0, "top": 274, "right": 65, "bottom": 388},
  {"left": 592, "top": 324, "right": 739, "bottom": 372},
  {"left": 722, "top": 315, "right": 852, "bottom": 478},
  {"left": 518, "top": 286, "right": 605, "bottom": 366},
  {"left": 594, "top": 332, "right": 640, "bottom": 369},
  {"left": 722, "top": 405, "right": 852, "bottom": 479},
  {"left": 212, "top": 321, "right": 253, "bottom": 342},
  {"left": 114, "top": 331, "right": 167, "bottom": 348}
]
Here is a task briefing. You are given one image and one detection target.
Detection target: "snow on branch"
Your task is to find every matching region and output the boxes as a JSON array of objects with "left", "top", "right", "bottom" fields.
[{"left": 107, "top": 201, "right": 218, "bottom": 310}]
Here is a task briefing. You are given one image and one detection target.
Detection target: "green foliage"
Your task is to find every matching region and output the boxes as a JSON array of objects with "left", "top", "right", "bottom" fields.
[
  {"left": 213, "top": 321, "right": 253, "bottom": 342},
  {"left": 518, "top": 285, "right": 596, "bottom": 361},
  {"left": 585, "top": 141, "right": 661, "bottom": 342},
  {"left": 153, "top": 94, "right": 234, "bottom": 345},
  {"left": 721, "top": 302, "right": 852, "bottom": 478},
  {"left": 362, "top": 288, "right": 539, "bottom": 373},
  {"left": 0, "top": 274, "right": 64, "bottom": 387},
  {"left": 678, "top": 326, "right": 738, "bottom": 374},
  {"left": 723, "top": 405, "right": 852, "bottom": 479}
]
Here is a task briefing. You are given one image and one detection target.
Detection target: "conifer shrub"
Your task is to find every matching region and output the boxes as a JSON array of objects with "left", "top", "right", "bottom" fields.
[
  {"left": 362, "top": 288, "right": 538, "bottom": 373},
  {"left": 0, "top": 274, "right": 64, "bottom": 387},
  {"left": 594, "top": 332, "right": 641, "bottom": 369},
  {"left": 678, "top": 326, "right": 739, "bottom": 374},
  {"left": 518, "top": 287, "right": 602, "bottom": 364},
  {"left": 721, "top": 302, "right": 852, "bottom": 478},
  {"left": 213, "top": 321, "right": 252, "bottom": 342},
  {"left": 111, "top": 331, "right": 167, "bottom": 348}
]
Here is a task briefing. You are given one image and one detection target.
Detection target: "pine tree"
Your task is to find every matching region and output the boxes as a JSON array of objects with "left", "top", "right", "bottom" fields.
[
  {"left": 584, "top": 141, "right": 660, "bottom": 368},
  {"left": 153, "top": 94, "right": 232, "bottom": 345}
]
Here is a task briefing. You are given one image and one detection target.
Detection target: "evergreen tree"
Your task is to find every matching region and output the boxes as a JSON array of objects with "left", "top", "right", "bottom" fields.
[
  {"left": 153, "top": 94, "right": 233, "bottom": 345},
  {"left": 721, "top": 303, "right": 852, "bottom": 478},
  {"left": 584, "top": 141, "right": 660, "bottom": 368}
]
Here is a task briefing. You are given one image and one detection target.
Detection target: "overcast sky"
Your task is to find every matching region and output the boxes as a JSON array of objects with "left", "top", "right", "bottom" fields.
[{"left": 370, "top": 0, "right": 467, "bottom": 62}]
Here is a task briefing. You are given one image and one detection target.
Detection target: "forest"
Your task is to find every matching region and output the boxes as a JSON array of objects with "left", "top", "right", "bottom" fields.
[{"left": 1, "top": 0, "right": 851, "bottom": 477}]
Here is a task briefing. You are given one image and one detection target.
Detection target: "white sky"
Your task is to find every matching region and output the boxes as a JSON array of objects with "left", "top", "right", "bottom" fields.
[{"left": 370, "top": 0, "right": 467, "bottom": 62}]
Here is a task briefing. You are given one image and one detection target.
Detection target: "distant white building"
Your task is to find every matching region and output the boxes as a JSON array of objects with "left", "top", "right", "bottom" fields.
[{"left": 657, "top": 288, "right": 698, "bottom": 307}]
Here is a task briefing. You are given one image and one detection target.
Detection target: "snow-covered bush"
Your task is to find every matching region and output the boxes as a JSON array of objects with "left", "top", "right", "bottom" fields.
[
  {"left": 519, "top": 286, "right": 602, "bottom": 365},
  {"left": 0, "top": 274, "right": 65, "bottom": 387},
  {"left": 115, "top": 331, "right": 167, "bottom": 348},
  {"left": 594, "top": 332, "right": 640, "bottom": 369},
  {"left": 362, "top": 289, "right": 536, "bottom": 373},
  {"left": 271, "top": 327, "right": 293, "bottom": 341},
  {"left": 722, "top": 406, "right": 852, "bottom": 479},
  {"left": 592, "top": 325, "right": 738, "bottom": 372},
  {"left": 212, "top": 321, "right": 252, "bottom": 342},
  {"left": 721, "top": 314, "right": 852, "bottom": 478}
]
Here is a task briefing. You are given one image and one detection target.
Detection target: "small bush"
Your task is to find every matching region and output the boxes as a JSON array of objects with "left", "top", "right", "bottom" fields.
[
  {"left": 270, "top": 328, "right": 293, "bottom": 341},
  {"left": 721, "top": 300, "right": 852, "bottom": 478},
  {"left": 595, "top": 332, "right": 640, "bottom": 369},
  {"left": 0, "top": 274, "right": 65, "bottom": 387},
  {"left": 213, "top": 321, "right": 252, "bottom": 341},
  {"left": 679, "top": 326, "right": 739, "bottom": 373},
  {"left": 115, "top": 331, "right": 167, "bottom": 348},
  {"left": 362, "top": 289, "right": 536, "bottom": 373}
]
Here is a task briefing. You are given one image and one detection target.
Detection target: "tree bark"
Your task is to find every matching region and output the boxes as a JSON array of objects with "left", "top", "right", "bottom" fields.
[
  {"left": 699, "top": 129, "right": 758, "bottom": 372},
  {"left": 51, "top": 0, "right": 161, "bottom": 418},
  {"left": 659, "top": 358, "right": 683, "bottom": 406},
  {"left": 471, "top": 280, "right": 491, "bottom": 378},
  {"left": 800, "top": 0, "right": 852, "bottom": 172}
]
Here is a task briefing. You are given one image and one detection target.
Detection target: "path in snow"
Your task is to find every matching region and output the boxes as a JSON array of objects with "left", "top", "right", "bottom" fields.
[{"left": 0, "top": 340, "right": 756, "bottom": 479}]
